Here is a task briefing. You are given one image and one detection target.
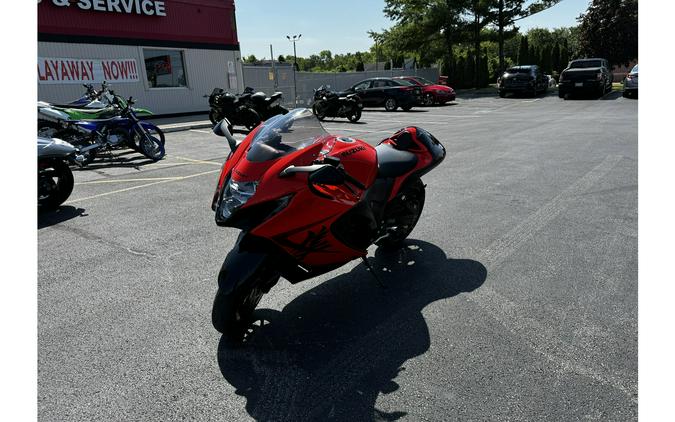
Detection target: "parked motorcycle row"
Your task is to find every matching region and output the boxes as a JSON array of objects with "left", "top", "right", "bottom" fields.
[
  {"left": 205, "top": 86, "right": 289, "bottom": 132},
  {"left": 37, "top": 82, "right": 166, "bottom": 210},
  {"left": 207, "top": 76, "right": 456, "bottom": 130}
]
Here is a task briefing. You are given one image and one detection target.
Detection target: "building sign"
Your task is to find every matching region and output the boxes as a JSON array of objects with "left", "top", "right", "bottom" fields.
[
  {"left": 41, "top": 0, "right": 167, "bottom": 17},
  {"left": 38, "top": 57, "right": 140, "bottom": 84}
]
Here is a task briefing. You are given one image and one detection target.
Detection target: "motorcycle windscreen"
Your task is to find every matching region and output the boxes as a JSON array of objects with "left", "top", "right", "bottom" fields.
[{"left": 246, "top": 108, "right": 328, "bottom": 162}]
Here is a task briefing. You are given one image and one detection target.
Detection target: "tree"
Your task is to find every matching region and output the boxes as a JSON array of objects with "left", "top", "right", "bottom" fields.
[
  {"left": 540, "top": 44, "right": 552, "bottom": 74},
  {"left": 518, "top": 35, "right": 528, "bottom": 64},
  {"left": 493, "top": 1, "right": 563, "bottom": 72},
  {"left": 318, "top": 50, "right": 333, "bottom": 68},
  {"left": 277, "top": 55, "right": 286, "bottom": 63},
  {"left": 528, "top": 45, "right": 537, "bottom": 66},
  {"left": 383, "top": 0, "right": 471, "bottom": 84},
  {"left": 560, "top": 38, "right": 570, "bottom": 68},
  {"left": 243, "top": 54, "right": 257, "bottom": 64},
  {"left": 577, "top": 0, "right": 637, "bottom": 66},
  {"left": 552, "top": 41, "right": 561, "bottom": 73},
  {"left": 356, "top": 61, "right": 365, "bottom": 71}
]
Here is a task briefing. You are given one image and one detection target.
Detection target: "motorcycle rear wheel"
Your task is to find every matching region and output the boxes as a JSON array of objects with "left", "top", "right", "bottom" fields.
[
  {"left": 240, "top": 108, "right": 261, "bottom": 131},
  {"left": 377, "top": 178, "right": 426, "bottom": 248},
  {"left": 212, "top": 264, "right": 280, "bottom": 344}
]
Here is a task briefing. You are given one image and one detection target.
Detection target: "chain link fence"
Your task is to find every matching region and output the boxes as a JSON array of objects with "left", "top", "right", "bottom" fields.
[{"left": 241, "top": 65, "right": 440, "bottom": 108}]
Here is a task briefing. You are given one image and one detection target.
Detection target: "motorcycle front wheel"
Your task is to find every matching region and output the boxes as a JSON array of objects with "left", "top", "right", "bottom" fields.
[
  {"left": 347, "top": 107, "right": 361, "bottom": 123},
  {"left": 312, "top": 103, "right": 327, "bottom": 121},
  {"left": 212, "top": 262, "right": 280, "bottom": 344},
  {"left": 38, "top": 159, "right": 74, "bottom": 211},
  {"left": 138, "top": 130, "right": 166, "bottom": 161},
  {"left": 209, "top": 109, "right": 220, "bottom": 125}
]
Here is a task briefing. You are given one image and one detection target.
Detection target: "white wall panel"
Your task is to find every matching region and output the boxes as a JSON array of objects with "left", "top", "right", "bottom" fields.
[{"left": 38, "top": 42, "right": 242, "bottom": 115}]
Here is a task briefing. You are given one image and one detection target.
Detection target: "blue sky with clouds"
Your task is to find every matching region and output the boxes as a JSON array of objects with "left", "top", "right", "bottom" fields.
[{"left": 236, "top": 0, "right": 591, "bottom": 59}]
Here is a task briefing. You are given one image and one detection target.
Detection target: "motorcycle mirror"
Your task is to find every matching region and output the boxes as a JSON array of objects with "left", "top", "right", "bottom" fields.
[
  {"left": 309, "top": 165, "right": 345, "bottom": 186},
  {"left": 213, "top": 118, "right": 239, "bottom": 152}
]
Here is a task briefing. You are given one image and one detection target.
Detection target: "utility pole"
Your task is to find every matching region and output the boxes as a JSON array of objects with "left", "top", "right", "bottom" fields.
[
  {"left": 286, "top": 34, "right": 301, "bottom": 107},
  {"left": 375, "top": 39, "right": 379, "bottom": 71},
  {"left": 270, "top": 44, "right": 277, "bottom": 90}
]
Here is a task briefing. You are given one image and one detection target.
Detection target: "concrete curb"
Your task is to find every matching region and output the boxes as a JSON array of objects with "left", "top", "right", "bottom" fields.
[{"left": 158, "top": 122, "right": 213, "bottom": 133}]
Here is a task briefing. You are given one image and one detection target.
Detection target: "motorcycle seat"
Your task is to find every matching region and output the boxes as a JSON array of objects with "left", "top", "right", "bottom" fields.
[{"left": 375, "top": 144, "right": 418, "bottom": 178}]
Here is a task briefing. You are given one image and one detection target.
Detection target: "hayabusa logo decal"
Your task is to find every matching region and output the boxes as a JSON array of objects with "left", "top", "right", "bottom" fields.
[{"left": 273, "top": 225, "right": 336, "bottom": 260}]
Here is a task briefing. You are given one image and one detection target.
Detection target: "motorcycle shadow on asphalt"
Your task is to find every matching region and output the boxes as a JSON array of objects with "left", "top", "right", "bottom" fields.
[
  {"left": 38, "top": 205, "right": 87, "bottom": 229},
  {"left": 73, "top": 150, "right": 157, "bottom": 171},
  {"left": 217, "top": 240, "right": 487, "bottom": 421}
]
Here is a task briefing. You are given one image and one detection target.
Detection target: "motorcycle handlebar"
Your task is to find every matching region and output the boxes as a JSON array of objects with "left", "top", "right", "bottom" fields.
[{"left": 279, "top": 163, "right": 366, "bottom": 190}]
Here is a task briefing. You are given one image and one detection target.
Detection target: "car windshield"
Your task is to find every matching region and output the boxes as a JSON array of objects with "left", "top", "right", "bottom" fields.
[
  {"left": 246, "top": 108, "right": 328, "bottom": 162},
  {"left": 506, "top": 67, "right": 531, "bottom": 74},
  {"left": 569, "top": 60, "right": 602, "bottom": 68},
  {"left": 413, "top": 77, "right": 434, "bottom": 85},
  {"left": 394, "top": 79, "right": 414, "bottom": 86},
  {"left": 631, "top": 64, "right": 638, "bottom": 73}
]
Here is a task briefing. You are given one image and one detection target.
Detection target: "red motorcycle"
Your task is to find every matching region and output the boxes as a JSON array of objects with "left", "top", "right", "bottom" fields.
[{"left": 210, "top": 109, "right": 445, "bottom": 342}]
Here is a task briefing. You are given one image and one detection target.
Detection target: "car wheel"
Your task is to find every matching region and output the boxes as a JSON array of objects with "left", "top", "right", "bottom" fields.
[
  {"left": 422, "top": 93, "right": 434, "bottom": 106},
  {"left": 384, "top": 97, "right": 398, "bottom": 112}
]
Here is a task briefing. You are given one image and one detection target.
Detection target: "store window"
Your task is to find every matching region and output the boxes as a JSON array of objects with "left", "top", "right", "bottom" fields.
[{"left": 143, "top": 49, "right": 187, "bottom": 88}]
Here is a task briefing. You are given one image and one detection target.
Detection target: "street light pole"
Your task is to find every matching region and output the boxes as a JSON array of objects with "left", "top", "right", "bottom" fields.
[{"left": 286, "top": 34, "right": 301, "bottom": 107}]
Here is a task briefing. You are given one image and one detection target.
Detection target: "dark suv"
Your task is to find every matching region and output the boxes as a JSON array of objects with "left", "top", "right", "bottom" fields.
[
  {"left": 558, "top": 58, "right": 613, "bottom": 98},
  {"left": 497, "top": 65, "right": 548, "bottom": 97},
  {"left": 343, "top": 77, "right": 421, "bottom": 111}
]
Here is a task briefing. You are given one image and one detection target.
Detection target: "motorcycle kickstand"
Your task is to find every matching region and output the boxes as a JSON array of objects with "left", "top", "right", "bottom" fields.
[{"left": 361, "top": 256, "right": 386, "bottom": 289}]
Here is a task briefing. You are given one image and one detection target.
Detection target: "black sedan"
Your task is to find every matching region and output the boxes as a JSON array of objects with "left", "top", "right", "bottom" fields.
[{"left": 342, "top": 77, "right": 422, "bottom": 111}]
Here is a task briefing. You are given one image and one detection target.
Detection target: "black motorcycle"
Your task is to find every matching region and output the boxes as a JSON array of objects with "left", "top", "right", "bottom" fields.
[
  {"left": 206, "top": 88, "right": 261, "bottom": 131},
  {"left": 38, "top": 137, "right": 77, "bottom": 211},
  {"left": 312, "top": 85, "right": 362, "bottom": 122},
  {"left": 239, "top": 86, "right": 289, "bottom": 121}
]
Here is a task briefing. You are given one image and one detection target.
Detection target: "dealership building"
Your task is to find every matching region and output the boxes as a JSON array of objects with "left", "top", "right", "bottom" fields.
[{"left": 38, "top": 0, "right": 243, "bottom": 115}]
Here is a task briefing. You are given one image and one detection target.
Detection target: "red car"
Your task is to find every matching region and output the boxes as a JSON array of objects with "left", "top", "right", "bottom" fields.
[{"left": 394, "top": 76, "right": 456, "bottom": 106}]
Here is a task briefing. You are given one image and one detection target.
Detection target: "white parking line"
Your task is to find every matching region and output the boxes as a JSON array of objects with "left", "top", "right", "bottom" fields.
[
  {"left": 171, "top": 155, "right": 223, "bottom": 166},
  {"left": 68, "top": 169, "right": 220, "bottom": 203},
  {"left": 77, "top": 176, "right": 183, "bottom": 185}
]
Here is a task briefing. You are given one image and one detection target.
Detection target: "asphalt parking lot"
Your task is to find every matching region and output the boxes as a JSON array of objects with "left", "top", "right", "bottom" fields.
[{"left": 38, "top": 91, "right": 638, "bottom": 421}]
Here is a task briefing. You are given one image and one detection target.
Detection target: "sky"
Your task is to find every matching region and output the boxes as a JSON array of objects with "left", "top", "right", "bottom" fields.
[{"left": 235, "top": 0, "right": 591, "bottom": 60}]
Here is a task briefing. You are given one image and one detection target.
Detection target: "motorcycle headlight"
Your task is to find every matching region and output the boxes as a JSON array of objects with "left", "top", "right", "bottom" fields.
[{"left": 219, "top": 179, "right": 258, "bottom": 220}]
